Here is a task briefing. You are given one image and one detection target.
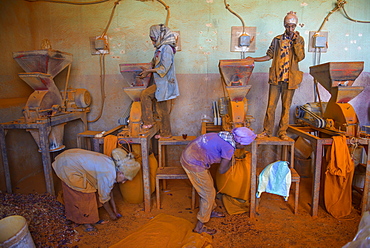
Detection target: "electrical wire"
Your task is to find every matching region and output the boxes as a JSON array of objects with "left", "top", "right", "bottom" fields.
[
  {"left": 315, "top": 1, "right": 344, "bottom": 36},
  {"left": 24, "top": 0, "right": 109, "bottom": 5},
  {"left": 100, "top": 0, "right": 122, "bottom": 38},
  {"left": 88, "top": 53, "right": 106, "bottom": 123},
  {"left": 341, "top": 5, "right": 370, "bottom": 23},
  {"left": 224, "top": 0, "right": 246, "bottom": 34}
]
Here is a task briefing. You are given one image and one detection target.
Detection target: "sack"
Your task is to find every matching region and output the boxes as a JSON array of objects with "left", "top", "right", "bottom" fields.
[
  {"left": 215, "top": 150, "right": 251, "bottom": 201},
  {"left": 119, "top": 153, "right": 158, "bottom": 204}
]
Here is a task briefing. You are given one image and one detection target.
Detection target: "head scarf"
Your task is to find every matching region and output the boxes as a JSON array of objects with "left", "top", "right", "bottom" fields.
[
  {"left": 111, "top": 148, "right": 140, "bottom": 181},
  {"left": 232, "top": 127, "right": 257, "bottom": 145},
  {"left": 283, "top": 11, "right": 298, "bottom": 26},
  {"left": 149, "top": 24, "right": 177, "bottom": 51}
]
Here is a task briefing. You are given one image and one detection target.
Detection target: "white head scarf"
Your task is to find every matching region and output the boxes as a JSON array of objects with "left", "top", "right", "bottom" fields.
[
  {"left": 149, "top": 24, "right": 177, "bottom": 50},
  {"left": 111, "top": 148, "right": 140, "bottom": 181}
]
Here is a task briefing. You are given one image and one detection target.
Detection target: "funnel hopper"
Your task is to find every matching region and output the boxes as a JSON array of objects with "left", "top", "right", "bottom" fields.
[
  {"left": 120, "top": 63, "right": 152, "bottom": 87},
  {"left": 13, "top": 49, "right": 72, "bottom": 78},
  {"left": 309, "top": 62, "right": 364, "bottom": 92},
  {"left": 226, "top": 85, "right": 252, "bottom": 101},
  {"left": 123, "top": 87, "right": 146, "bottom": 101},
  {"left": 219, "top": 59, "right": 254, "bottom": 86},
  {"left": 19, "top": 72, "right": 55, "bottom": 90}
]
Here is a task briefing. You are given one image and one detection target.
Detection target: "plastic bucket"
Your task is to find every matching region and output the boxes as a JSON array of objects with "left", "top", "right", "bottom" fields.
[{"left": 0, "top": 215, "right": 36, "bottom": 248}]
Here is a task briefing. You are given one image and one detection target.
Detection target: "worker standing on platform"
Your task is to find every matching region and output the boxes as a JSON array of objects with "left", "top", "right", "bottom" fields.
[
  {"left": 180, "top": 127, "right": 256, "bottom": 235},
  {"left": 246, "top": 11, "right": 305, "bottom": 141},
  {"left": 52, "top": 148, "right": 140, "bottom": 232},
  {"left": 140, "top": 24, "right": 179, "bottom": 139}
]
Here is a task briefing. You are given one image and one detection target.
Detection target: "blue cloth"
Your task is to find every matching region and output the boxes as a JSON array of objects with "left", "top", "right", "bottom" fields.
[{"left": 256, "top": 160, "right": 291, "bottom": 200}]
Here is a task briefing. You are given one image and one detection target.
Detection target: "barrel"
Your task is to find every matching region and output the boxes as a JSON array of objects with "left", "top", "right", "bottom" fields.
[{"left": 0, "top": 215, "right": 36, "bottom": 248}]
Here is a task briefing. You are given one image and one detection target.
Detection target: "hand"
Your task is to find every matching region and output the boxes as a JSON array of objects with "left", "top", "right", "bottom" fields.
[
  {"left": 292, "top": 31, "right": 300, "bottom": 41},
  {"left": 139, "top": 70, "right": 149, "bottom": 79}
]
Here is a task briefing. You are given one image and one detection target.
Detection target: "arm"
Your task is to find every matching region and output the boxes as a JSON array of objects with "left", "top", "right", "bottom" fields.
[
  {"left": 292, "top": 31, "right": 305, "bottom": 62},
  {"left": 139, "top": 67, "right": 157, "bottom": 78},
  {"left": 108, "top": 191, "right": 121, "bottom": 217},
  {"left": 139, "top": 45, "right": 174, "bottom": 78},
  {"left": 246, "top": 55, "right": 271, "bottom": 63},
  {"left": 218, "top": 157, "right": 233, "bottom": 174}
]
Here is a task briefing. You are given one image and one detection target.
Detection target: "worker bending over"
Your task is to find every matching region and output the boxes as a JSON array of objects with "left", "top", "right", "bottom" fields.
[
  {"left": 52, "top": 148, "right": 140, "bottom": 232},
  {"left": 180, "top": 127, "right": 256, "bottom": 235}
]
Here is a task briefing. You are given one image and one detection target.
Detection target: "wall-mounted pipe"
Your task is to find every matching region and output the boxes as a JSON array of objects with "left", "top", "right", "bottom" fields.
[{"left": 224, "top": 0, "right": 246, "bottom": 34}]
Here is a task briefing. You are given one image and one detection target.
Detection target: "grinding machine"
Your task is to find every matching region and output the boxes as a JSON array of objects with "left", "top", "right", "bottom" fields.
[
  {"left": 296, "top": 61, "right": 365, "bottom": 137},
  {"left": 217, "top": 59, "right": 255, "bottom": 131},
  {"left": 12, "top": 49, "right": 91, "bottom": 151},
  {"left": 119, "top": 63, "right": 152, "bottom": 137}
]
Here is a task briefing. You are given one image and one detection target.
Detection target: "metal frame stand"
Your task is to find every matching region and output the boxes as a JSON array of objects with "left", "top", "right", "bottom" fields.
[
  {"left": 288, "top": 124, "right": 370, "bottom": 217},
  {"left": 0, "top": 112, "right": 87, "bottom": 195}
]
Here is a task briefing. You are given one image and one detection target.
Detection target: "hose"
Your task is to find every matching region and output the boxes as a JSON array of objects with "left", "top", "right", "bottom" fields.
[
  {"left": 100, "top": 0, "right": 122, "bottom": 38},
  {"left": 24, "top": 0, "right": 109, "bottom": 5},
  {"left": 341, "top": 4, "right": 370, "bottom": 23},
  {"left": 224, "top": 0, "right": 246, "bottom": 34},
  {"left": 88, "top": 53, "right": 106, "bottom": 123}
]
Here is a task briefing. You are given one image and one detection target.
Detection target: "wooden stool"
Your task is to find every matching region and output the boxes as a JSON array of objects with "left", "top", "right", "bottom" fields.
[
  {"left": 156, "top": 136, "right": 197, "bottom": 209},
  {"left": 156, "top": 167, "right": 196, "bottom": 209},
  {"left": 252, "top": 136, "right": 300, "bottom": 215},
  {"left": 77, "top": 130, "right": 102, "bottom": 150}
]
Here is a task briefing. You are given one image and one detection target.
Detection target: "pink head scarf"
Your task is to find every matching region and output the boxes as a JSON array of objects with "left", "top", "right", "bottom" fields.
[{"left": 232, "top": 127, "right": 257, "bottom": 145}]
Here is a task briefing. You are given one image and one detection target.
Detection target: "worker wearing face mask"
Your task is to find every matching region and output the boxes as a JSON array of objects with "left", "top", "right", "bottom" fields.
[
  {"left": 139, "top": 24, "right": 179, "bottom": 139},
  {"left": 247, "top": 11, "right": 305, "bottom": 141},
  {"left": 52, "top": 148, "right": 140, "bottom": 232}
]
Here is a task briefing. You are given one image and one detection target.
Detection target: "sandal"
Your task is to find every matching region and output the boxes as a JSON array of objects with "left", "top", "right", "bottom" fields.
[
  {"left": 210, "top": 211, "right": 225, "bottom": 218},
  {"left": 193, "top": 225, "right": 217, "bottom": 235},
  {"left": 83, "top": 224, "right": 97, "bottom": 232},
  {"left": 95, "top": 220, "right": 109, "bottom": 225},
  {"left": 257, "top": 131, "right": 270, "bottom": 139}
]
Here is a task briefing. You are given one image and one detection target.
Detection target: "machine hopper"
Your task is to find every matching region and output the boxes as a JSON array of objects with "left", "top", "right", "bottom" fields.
[
  {"left": 13, "top": 49, "right": 72, "bottom": 78},
  {"left": 218, "top": 59, "right": 255, "bottom": 129},
  {"left": 12, "top": 49, "right": 74, "bottom": 152},
  {"left": 309, "top": 61, "right": 364, "bottom": 136}
]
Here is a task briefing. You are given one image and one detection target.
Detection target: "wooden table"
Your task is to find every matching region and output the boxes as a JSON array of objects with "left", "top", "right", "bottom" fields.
[
  {"left": 250, "top": 136, "right": 295, "bottom": 218},
  {"left": 92, "top": 125, "right": 158, "bottom": 212},
  {"left": 158, "top": 136, "right": 196, "bottom": 168},
  {"left": 0, "top": 111, "right": 87, "bottom": 195},
  {"left": 287, "top": 124, "right": 370, "bottom": 217}
]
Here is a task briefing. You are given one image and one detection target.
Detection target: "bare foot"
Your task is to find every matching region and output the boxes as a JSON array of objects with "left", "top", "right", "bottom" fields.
[
  {"left": 142, "top": 124, "right": 153, "bottom": 129},
  {"left": 193, "top": 225, "right": 217, "bottom": 235}
]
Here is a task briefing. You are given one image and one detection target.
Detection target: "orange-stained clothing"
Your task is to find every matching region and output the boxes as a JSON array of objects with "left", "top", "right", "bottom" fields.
[{"left": 324, "top": 135, "right": 354, "bottom": 218}]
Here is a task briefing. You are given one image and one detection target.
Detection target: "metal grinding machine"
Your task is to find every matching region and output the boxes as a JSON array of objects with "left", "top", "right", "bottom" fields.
[
  {"left": 296, "top": 61, "right": 365, "bottom": 137},
  {"left": 11, "top": 49, "right": 91, "bottom": 151},
  {"left": 217, "top": 59, "right": 255, "bottom": 131},
  {"left": 119, "top": 63, "right": 152, "bottom": 137},
  {"left": 0, "top": 48, "right": 92, "bottom": 195}
]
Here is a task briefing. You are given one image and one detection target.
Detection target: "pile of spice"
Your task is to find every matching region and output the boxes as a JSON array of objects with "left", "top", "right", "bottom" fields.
[{"left": 0, "top": 192, "right": 79, "bottom": 247}]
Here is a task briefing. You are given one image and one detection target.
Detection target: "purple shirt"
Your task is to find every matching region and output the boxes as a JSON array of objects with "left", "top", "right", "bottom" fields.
[{"left": 181, "top": 133, "right": 235, "bottom": 172}]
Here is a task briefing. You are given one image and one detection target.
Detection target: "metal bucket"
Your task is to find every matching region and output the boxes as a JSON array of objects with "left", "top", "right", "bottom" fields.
[{"left": 0, "top": 215, "right": 36, "bottom": 248}]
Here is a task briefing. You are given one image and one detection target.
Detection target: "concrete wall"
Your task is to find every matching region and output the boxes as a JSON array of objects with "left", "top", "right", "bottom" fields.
[{"left": 0, "top": 0, "right": 369, "bottom": 192}]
